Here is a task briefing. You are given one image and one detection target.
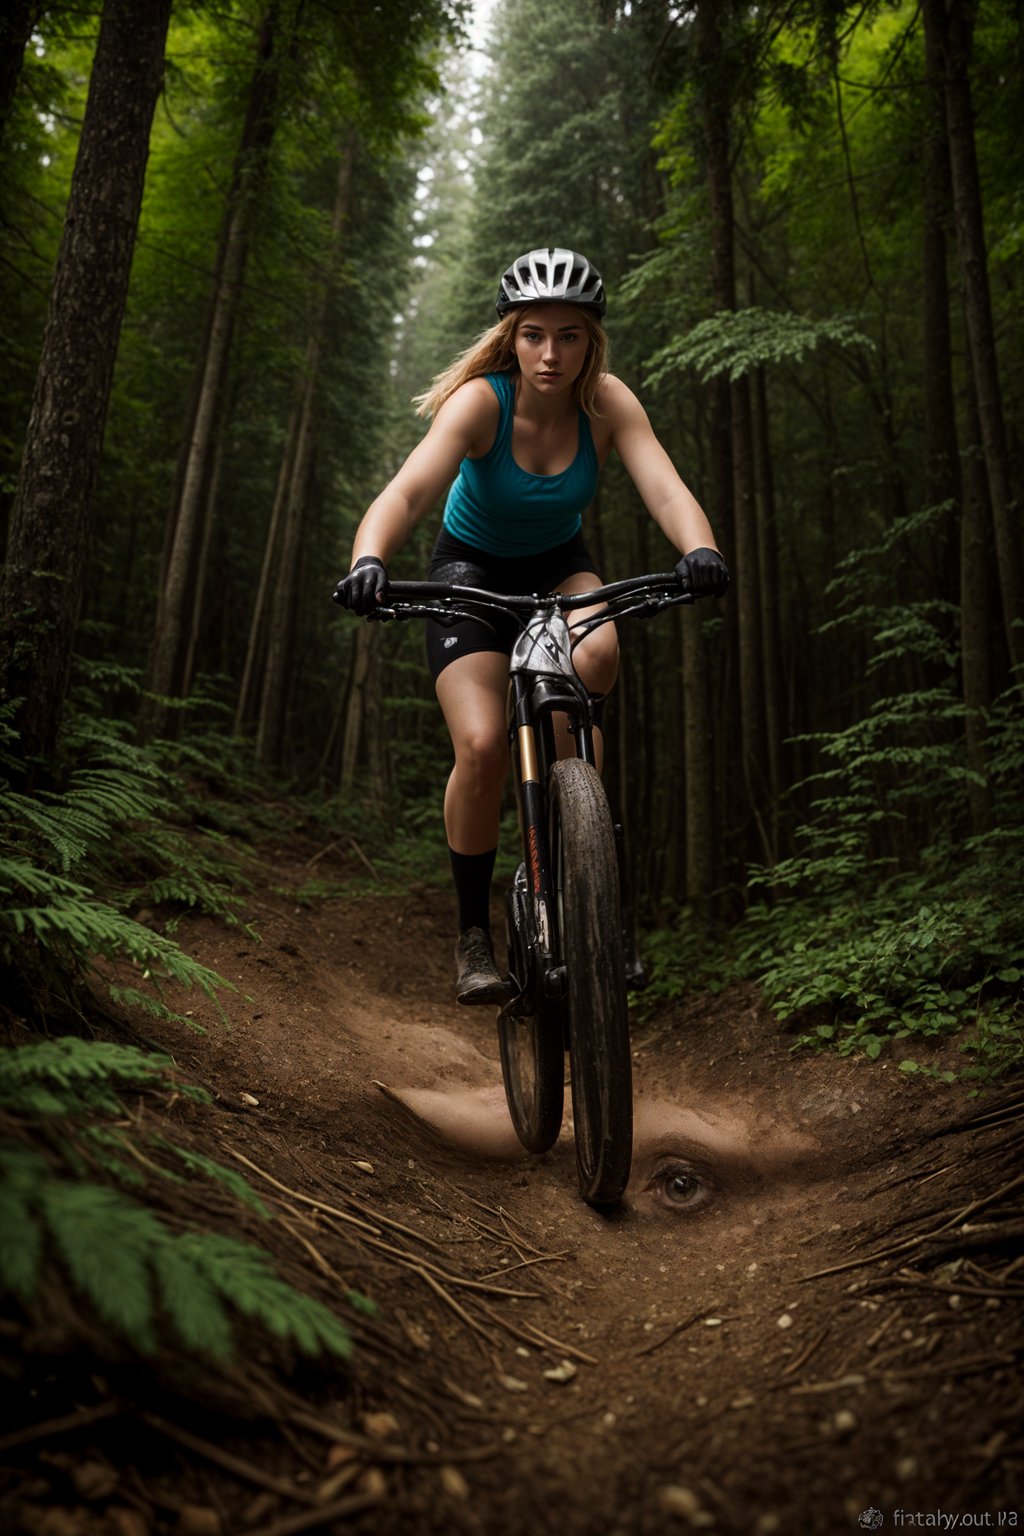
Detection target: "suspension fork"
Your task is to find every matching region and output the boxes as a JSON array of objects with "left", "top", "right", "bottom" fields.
[{"left": 508, "top": 673, "right": 555, "bottom": 956}]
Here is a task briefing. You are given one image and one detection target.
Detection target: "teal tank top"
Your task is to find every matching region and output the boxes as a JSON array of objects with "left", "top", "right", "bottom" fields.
[{"left": 442, "top": 372, "right": 598, "bottom": 557}]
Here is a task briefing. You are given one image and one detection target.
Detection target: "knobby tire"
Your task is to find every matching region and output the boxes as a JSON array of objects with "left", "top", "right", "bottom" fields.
[
  {"left": 549, "top": 758, "right": 632, "bottom": 1206},
  {"left": 497, "top": 880, "right": 564, "bottom": 1154}
]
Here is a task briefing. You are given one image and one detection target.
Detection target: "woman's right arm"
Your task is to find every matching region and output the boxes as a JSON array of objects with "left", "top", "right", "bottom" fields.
[{"left": 350, "top": 378, "right": 497, "bottom": 565}]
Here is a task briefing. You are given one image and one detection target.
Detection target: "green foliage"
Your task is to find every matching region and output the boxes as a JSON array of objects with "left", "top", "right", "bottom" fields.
[
  {"left": 0, "top": 1037, "right": 356, "bottom": 1365},
  {"left": 644, "top": 306, "right": 875, "bottom": 389},
  {"left": 732, "top": 656, "right": 1024, "bottom": 1075},
  {"left": 0, "top": 699, "right": 267, "bottom": 1027}
]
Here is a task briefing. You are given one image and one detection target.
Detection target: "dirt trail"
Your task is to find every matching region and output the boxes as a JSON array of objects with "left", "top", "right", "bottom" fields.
[{"left": 8, "top": 842, "right": 1023, "bottom": 1536}]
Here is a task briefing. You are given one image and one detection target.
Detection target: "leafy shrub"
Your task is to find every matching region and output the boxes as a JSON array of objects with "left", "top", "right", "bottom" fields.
[{"left": 0, "top": 699, "right": 246, "bottom": 1027}]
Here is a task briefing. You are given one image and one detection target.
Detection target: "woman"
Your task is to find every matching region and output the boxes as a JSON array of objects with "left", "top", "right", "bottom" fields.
[{"left": 334, "top": 247, "right": 728, "bottom": 1005}]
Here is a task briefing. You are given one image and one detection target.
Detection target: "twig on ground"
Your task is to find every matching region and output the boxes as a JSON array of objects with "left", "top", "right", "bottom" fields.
[
  {"left": 219, "top": 1146, "right": 383, "bottom": 1237},
  {"left": 634, "top": 1311, "right": 704, "bottom": 1358},
  {"left": 780, "top": 1324, "right": 830, "bottom": 1378},
  {"left": 246, "top": 1491, "right": 385, "bottom": 1536},
  {"left": 0, "top": 1398, "right": 123, "bottom": 1453},
  {"left": 140, "top": 1412, "right": 319, "bottom": 1506},
  {"left": 285, "top": 1408, "right": 500, "bottom": 1465}
]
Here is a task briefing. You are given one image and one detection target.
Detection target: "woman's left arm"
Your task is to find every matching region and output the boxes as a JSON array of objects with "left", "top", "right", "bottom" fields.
[
  {"left": 604, "top": 376, "right": 729, "bottom": 596},
  {"left": 604, "top": 375, "right": 718, "bottom": 554}
]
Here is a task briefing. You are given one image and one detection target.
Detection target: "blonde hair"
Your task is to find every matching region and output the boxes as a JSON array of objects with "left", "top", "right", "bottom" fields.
[{"left": 413, "top": 307, "right": 608, "bottom": 419}]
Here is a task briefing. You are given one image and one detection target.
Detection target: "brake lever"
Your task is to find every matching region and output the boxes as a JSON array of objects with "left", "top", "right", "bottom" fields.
[{"left": 370, "top": 604, "right": 497, "bottom": 634}]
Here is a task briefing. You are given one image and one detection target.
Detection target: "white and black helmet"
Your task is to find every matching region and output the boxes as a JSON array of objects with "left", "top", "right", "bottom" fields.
[{"left": 495, "top": 247, "right": 606, "bottom": 319}]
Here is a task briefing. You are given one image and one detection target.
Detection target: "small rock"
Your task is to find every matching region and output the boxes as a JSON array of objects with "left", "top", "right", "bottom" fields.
[
  {"left": 440, "top": 1466, "right": 469, "bottom": 1499},
  {"left": 777, "top": 1313, "right": 794, "bottom": 1330},
  {"left": 833, "top": 1409, "right": 858, "bottom": 1435},
  {"left": 358, "top": 1468, "right": 388, "bottom": 1497},
  {"left": 543, "top": 1360, "right": 577, "bottom": 1384},
  {"left": 72, "top": 1461, "right": 118, "bottom": 1501},
  {"left": 176, "top": 1507, "right": 222, "bottom": 1536},
  {"left": 361, "top": 1411, "right": 400, "bottom": 1438},
  {"left": 498, "top": 1374, "right": 529, "bottom": 1393},
  {"left": 108, "top": 1509, "right": 151, "bottom": 1536},
  {"left": 658, "top": 1484, "right": 715, "bottom": 1524},
  {"left": 326, "top": 1444, "right": 359, "bottom": 1469}
]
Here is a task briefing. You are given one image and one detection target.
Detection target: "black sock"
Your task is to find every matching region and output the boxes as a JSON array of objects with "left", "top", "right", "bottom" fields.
[{"left": 449, "top": 847, "right": 497, "bottom": 934}]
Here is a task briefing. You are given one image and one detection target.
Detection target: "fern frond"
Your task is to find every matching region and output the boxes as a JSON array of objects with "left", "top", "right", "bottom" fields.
[
  {"left": 151, "top": 1239, "right": 234, "bottom": 1359},
  {"left": 0, "top": 870, "right": 233, "bottom": 1000},
  {"left": 178, "top": 1231, "right": 352, "bottom": 1359},
  {"left": 39, "top": 1179, "right": 160, "bottom": 1351},
  {"left": 0, "top": 1038, "right": 175, "bottom": 1092},
  {"left": 106, "top": 986, "right": 208, "bottom": 1033},
  {"left": 153, "top": 1139, "right": 272, "bottom": 1218},
  {"left": 0, "top": 1148, "right": 44, "bottom": 1300}
]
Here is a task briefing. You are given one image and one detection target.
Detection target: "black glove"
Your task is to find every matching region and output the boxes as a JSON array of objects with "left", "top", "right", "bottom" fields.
[
  {"left": 676, "top": 546, "right": 730, "bottom": 598},
  {"left": 333, "top": 556, "right": 388, "bottom": 615}
]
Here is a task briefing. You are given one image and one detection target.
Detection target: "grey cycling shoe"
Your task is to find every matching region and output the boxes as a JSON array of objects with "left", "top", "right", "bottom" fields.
[{"left": 454, "top": 927, "right": 509, "bottom": 1006}]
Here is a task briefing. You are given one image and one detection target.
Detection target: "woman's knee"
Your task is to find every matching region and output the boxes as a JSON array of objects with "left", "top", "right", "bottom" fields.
[
  {"left": 453, "top": 727, "right": 509, "bottom": 796},
  {"left": 574, "top": 625, "right": 619, "bottom": 694}
]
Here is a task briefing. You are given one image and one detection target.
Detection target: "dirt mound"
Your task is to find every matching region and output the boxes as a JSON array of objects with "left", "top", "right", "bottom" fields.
[{"left": 3, "top": 845, "right": 1021, "bottom": 1535}]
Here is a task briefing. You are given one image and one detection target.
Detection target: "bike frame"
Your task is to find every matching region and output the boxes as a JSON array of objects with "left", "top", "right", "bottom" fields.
[{"left": 507, "top": 599, "right": 594, "bottom": 997}]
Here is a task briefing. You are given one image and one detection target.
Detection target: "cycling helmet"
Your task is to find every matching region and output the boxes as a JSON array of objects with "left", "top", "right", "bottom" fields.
[{"left": 495, "top": 247, "right": 606, "bottom": 319}]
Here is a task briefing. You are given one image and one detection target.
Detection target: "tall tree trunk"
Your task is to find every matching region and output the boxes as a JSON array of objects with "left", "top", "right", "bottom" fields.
[
  {"left": 142, "top": 2, "right": 285, "bottom": 737},
  {"left": 0, "top": 0, "right": 171, "bottom": 768},
  {"left": 235, "top": 401, "right": 299, "bottom": 734},
  {"left": 751, "top": 360, "right": 782, "bottom": 839},
  {"left": 921, "top": 7, "right": 990, "bottom": 834},
  {"left": 695, "top": 0, "right": 766, "bottom": 878},
  {"left": 924, "top": 0, "right": 1024, "bottom": 669},
  {"left": 681, "top": 618, "right": 714, "bottom": 906},
  {"left": 959, "top": 332, "right": 994, "bottom": 835},
  {"left": 921, "top": 3, "right": 961, "bottom": 591},
  {"left": 340, "top": 621, "right": 387, "bottom": 801},
  {"left": 255, "top": 391, "right": 315, "bottom": 766},
  {"left": 254, "top": 130, "right": 357, "bottom": 766}
]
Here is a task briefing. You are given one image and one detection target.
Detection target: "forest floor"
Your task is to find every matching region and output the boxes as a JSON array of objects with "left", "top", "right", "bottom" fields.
[{"left": 4, "top": 832, "right": 1023, "bottom": 1536}]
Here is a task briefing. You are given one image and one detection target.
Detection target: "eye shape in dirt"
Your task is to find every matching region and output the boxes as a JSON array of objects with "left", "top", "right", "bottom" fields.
[{"left": 643, "top": 1159, "right": 716, "bottom": 1215}]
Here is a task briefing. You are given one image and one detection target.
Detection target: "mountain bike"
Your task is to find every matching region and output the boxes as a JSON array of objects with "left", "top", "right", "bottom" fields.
[{"left": 355, "top": 571, "right": 695, "bottom": 1207}]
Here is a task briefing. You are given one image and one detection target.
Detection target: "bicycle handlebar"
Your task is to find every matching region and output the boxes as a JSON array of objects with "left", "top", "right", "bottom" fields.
[{"left": 376, "top": 570, "right": 693, "bottom": 617}]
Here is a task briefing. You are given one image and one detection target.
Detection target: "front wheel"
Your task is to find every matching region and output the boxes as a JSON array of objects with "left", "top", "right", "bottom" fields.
[{"left": 549, "top": 758, "right": 632, "bottom": 1206}]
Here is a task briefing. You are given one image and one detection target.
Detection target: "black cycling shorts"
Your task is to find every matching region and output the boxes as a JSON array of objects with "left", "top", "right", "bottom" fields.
[{"left": 424, "top": 526, "right": 597, "bottom": 681}]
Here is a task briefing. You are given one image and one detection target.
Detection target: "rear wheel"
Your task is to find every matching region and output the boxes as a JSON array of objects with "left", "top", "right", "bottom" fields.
[
  {"left": 549, "top": 758, "right": 632, "bottom": 1206},
  {"left": 497, "top": 872, "right": 564, "bottom": 1154}
]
